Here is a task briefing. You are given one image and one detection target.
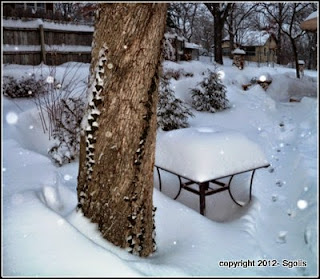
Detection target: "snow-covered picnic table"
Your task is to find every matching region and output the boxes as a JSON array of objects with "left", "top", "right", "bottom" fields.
[{"left": 155, "top": 126, "right": 270, "bottom": 215}]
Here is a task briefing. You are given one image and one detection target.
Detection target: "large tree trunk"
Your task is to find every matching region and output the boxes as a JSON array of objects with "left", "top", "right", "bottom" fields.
[
  {"left": 205, "top": 3, "right": 231, "bottom": 65},
  {"left": 77, "top": 3, "right": 167, "bottom": 257},
  {"left": 290, "top": 37, "right": 300, "bottom": 79},
  {"left": 214, "top": 20, "right": 224, "bottom": 65}
]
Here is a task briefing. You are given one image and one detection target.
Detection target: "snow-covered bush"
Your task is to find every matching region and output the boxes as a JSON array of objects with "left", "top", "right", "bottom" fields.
[
  {"left": 190, "top": 69, "right": 229, "bottom": 113},
  {"left": 157, "top": 77, "right": 194, "bottom": 131},
  {"left": 2, "top": 74, "right": 45, "bottom": 98},
  {"left": 163, "top": 36, "right": 176, "bottom": 61},
  {"left": 48, "top": 97, "right": 86, "bottom": 166}
]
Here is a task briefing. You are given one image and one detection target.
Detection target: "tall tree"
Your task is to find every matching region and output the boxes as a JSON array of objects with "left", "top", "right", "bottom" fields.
[
  {"left": 169, "top": 3, "right": 198, "bottom": 42},
  {"left": 260, "top": 3, "right": 312, "bottom": 78},
  {"left": 191, "top": 5, "right": 215, "bottom": 54},
  {"left": 225, "top": 3, "right": 257, "bottom": 57},
  {"left": 205, "top": 3, "right": 232, "bottom": 65},
  {"left": 77, "top": 3, "right": 167, "bottom": 257}
]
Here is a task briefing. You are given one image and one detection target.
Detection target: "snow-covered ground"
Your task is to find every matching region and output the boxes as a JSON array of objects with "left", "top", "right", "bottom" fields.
[{"left": 2, "top": 58, "right": 318, "bottom": 276}]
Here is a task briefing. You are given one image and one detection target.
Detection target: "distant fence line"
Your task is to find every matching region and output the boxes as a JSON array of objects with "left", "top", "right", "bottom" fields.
[{"left": 3, "top": 19, "right": 94, "bottom": 65}]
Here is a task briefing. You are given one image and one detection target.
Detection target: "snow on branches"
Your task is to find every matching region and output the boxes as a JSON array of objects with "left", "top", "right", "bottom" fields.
[
  {"left": 157, "top": 77, "right": 194, "bottom": 131},
  {"left": 190, "top": 69, "right": 230, "bottom": 113}
]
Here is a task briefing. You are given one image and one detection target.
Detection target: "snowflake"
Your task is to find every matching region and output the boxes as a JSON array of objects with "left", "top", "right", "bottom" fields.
[
  {"left": 46, "top": 76, "right": 54, "bottom": 84},
  {"left": 6, "top": 112, "right": 18, "bottom": 125},
  {"left": 64, "top": 174, "right": 72, "bottom": 181},
  {"left": 297, "top": 199, "right": 308, "bottom": 210}
]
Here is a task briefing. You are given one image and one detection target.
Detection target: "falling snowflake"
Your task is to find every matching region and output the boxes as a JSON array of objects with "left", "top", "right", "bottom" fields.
[
  {"left": 297, "top": 199, "right": 308, "bottom": 210},
  {"left": 259, "top": 75, "right": 267, "bottom": 82},
  {"left": 46, "top": 76, "right": 54, "bottom": 83},
  {"left": 29, "top": 125, "right": 34, "bottom": 130},
  {"left": 6, "top": 112, "right": 18, "bottom": 125},
  {"left": 217, "top": 70, "right": 225, "bottom": 79},
  {"left": 64, "top": 174, "right": 72, "bottom": 181}
]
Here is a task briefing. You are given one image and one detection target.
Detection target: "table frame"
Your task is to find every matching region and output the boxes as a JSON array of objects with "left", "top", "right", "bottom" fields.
[{"left": 155, "top": 164, "right": 270, "bottom": 216}]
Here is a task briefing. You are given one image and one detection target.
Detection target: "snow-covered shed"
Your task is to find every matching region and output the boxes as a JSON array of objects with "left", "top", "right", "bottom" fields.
[
  {"left": 163, "top": 32, "right": 186, "bottom": 62},
  {"left": 183, "top": 42, "right": 201, "bottom": 61},
  {"left": 163, "top": 31, "right": 201, "bottom": 62},
  {"left": 232, "top": 48, "right": 246, "bottom": 69}
]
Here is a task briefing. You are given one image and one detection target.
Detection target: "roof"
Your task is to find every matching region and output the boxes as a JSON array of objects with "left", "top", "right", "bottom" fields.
[
  {"left": 305, "top": 10, "right": 317, "bottom": 21},
  {"left": 300, "top": 10, "right": 317, "bottom": 31},
  {"left": 239, "top": 30, "right": 271, "bottom": 46},
  {"left": 223, "top": 30, "right": 273, "bottom": 47},
  {"left": 184, "top": 42, "right": 201, "bottom": 49},
  {"left": 164, "top": 32, "right": 187, "bottom": 42}
]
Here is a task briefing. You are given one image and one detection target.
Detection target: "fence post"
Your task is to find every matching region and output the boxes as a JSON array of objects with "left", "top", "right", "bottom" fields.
[{"left": 39, "top": 24, "right": 46, "bottom": 64}]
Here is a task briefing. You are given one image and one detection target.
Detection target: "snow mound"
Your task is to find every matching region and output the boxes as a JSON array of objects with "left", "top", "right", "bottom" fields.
[
  {"left": 267, "top": 73, "right": 317, "bottom": 102},
  {"left": 156, "top": 126, "right": 269, "bottom": 182},
  {"left": 13, "top": 107, "right": 54, "bottom": 156}
]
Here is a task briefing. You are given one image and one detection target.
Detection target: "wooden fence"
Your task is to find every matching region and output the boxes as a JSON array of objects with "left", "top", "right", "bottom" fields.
[{"left": 3, "top": 19, "right": 94, "bottom": 65}]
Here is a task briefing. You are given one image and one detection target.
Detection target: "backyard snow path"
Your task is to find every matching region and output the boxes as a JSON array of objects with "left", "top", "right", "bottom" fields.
[{"left": 2, "top": 59, "right": 318, "bottom": 276}]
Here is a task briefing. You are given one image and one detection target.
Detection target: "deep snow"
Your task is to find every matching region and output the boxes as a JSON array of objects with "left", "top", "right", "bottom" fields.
[{"left": 2, "top": 58, "right": 318, "bottom": 277}]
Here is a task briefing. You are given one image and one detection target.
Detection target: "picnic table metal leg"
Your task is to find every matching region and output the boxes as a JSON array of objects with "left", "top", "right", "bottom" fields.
[
  {"left": 228, "top": 170, "right": 256, "bottom": 206},
  {"left": 156, "top": 167, "right": 162, "bottom": 192},
  {"left": 249, "top": 169, "right": 256, "bottom": 202},
  {"left": 199, "top": 182, "right": 209, "bottom": 216},
  {"left": 174, "top": 175, "right": 183, "bottom": 200},
  {"left": 228, "top": 175, "right": 245, "bottom": 206}
]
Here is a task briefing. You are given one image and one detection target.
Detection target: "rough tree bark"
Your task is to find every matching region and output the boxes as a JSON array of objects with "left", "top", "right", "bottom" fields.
[{"left": 77, "top": 3, "right": 167, "bottom": 257}]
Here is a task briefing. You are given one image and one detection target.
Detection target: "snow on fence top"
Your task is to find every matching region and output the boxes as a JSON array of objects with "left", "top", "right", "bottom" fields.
[
  {"left": 155, "top": 126, "right": 269, "bottom": 183},
  {"left": 3, "top": 18, "right": 94, "bottom": 32},
  {"left": 298, "top": 60, "right": 305, "bottom": 65},
  {"left": 3, "top": 44, "right": 92, "bottom": 53},
  {"left": 46, "top": 45, "right": 92, "bottom": 53},
  {"left": 3, "top": 44, "right": 41, "bottom": 52}
]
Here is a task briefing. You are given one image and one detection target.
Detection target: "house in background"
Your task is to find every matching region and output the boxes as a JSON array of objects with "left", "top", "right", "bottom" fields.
[
  {"left": 300, "top": 10, "right": 318, "bottom": 32},
  {"left": 222, "top": 30, "right": 277, "bottom": 64}
]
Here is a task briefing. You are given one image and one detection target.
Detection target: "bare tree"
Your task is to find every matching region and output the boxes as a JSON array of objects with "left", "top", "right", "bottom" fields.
[
  {"left": 225, "top": 3, "right": 257, "bottom": 56},
  {"left": 169, "top": 3, "right": 198, "bottom": 42},
  {"left": 191, "top": 5, "right": 214, "bottom": 54},
  {"left": 77, "top": 3, "right": 167, "bottom": 257},
  {"left": 260, "top": 3, "right": 312, "bottom": 78},
  {"left": 205, "top": 3, "right": 232, "bottom": 65}
]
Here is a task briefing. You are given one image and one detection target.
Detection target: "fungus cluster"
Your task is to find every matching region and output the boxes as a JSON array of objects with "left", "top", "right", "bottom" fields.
[
  {"left": 85, "top": 44, "right": 108, "bottom": 181},
  {"left": 124, "top": 194, "right": 147, "bottom": 255},
  {"left": 77, "top": 44, "right": 108, "bottom": 211}
]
